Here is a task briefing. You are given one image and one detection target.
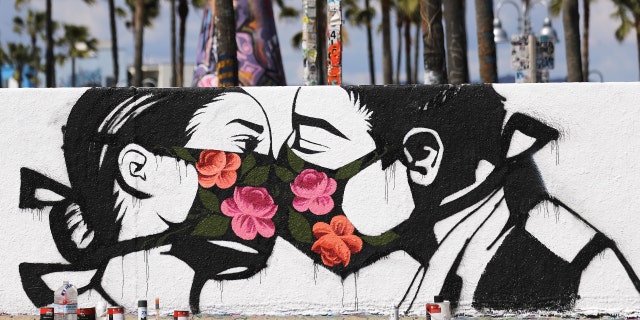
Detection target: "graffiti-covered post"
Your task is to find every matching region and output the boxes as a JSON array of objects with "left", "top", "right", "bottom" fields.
[
  {"left": 327, "top": 0, "right": 342, "bottom": 85},
  {"left": 302, "top": 0, "right": 319, "bottom": 85},
  {"left": 193, "top": 0, "right": 286, "bottom": 87},
  {"left": 215, "top": 0, "right": 239, "bottom": 87}
]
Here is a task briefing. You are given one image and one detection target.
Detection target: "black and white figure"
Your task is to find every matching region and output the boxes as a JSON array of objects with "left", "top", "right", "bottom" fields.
[
  {"left": 17, "top": 85, "right": 640, "bottom": 315},
  {"left": 19, "top": 88, "right": 279, "bottom": 309}
]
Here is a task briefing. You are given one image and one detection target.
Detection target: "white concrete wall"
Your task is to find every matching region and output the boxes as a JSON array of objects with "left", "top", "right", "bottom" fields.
[{"left": 1, "top": 84, "right": 640, "bottom": 316}]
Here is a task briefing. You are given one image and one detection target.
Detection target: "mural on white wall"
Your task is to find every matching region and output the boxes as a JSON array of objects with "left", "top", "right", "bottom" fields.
[{"left": 5, "top": 84, "right": 640, "bottom": 315}]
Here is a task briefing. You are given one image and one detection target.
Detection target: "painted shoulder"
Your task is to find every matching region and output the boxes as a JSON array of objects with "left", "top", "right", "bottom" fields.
[{"left": 524, "top": 200, "right": 596, "bottom": 263}]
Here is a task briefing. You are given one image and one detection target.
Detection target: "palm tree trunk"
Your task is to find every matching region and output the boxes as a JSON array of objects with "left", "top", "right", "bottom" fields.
[
  {"left": 16, "top": 63, "right": 24, "bottom": 88},
  {"left": 581, "top": 0, "right": 589, "bottom": 81},
  {"left": 365, "top": 0, "right": 376, "bottom": 84},
  {"left": 178, "top": 0, "right": 188, "bottom": 87},
  {"left": 413, "top": 22, "right": 419, "bottom": 83},
  {"left": 30, "top": 33, "right": 40, "bottom": 87},
  {"left": 420, "top": 0, "right": 447, "bottom": 84},
  {"left": 635, "top": 12, "right": 640, "bottom": 81},
  {"left": 444, "top": 0, "right": 469, "bottom": 84},
  {"left": 71, "top": 57, "right": 76, "bottom": 87},
  {"left": 404, "top": 16, "right": 412, "bottom": 84},
  {"left": 396, "top": 9, "right": 402, "bottom": 84},
  {"left": 133, "top": 0, "right": 145, "bottom": 87},
  {"left": 562, "top": 0, "right": 583, "bottom": 82},
  {"left": 45, "top": 0, "right": 55, "bottom": 87},
  {"left": 108, "top": 0, "right": 119, "bottom": 86},
  {"left": 381, "top": 0, "right": 393, "bottom": 84},
  {"left": 170, "top": 0, "right": 177, "bottom": 87},
  {"left": 215, "top": 0, "right": 238, "bottom": 86},
  {"left": 475, "top": 0, "right": 497, "bottom": 83}
]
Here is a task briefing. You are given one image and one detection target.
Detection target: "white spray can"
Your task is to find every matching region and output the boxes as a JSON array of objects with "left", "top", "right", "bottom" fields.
[{"left": 426, "top": 296, "right": 451, "bottom": 320}]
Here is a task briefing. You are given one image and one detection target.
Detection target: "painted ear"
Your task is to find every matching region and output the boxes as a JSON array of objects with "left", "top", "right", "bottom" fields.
[
  {"left": 118, "top": 143, "right": 155, "bottom": 198},
  {"left": 502, "top": 113, "right": 560, "bottom": 160},
  {"left": 402, "top": 128, "right": 444, "bottom": 186}
]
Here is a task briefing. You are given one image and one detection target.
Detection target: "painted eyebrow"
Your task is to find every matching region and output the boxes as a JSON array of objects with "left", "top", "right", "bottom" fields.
[
  {"left": 293, "top": 113, "right": 349, "bottom": 140},
  {"left": 226, "top": 119, "right": 264, "bottom": 134}
]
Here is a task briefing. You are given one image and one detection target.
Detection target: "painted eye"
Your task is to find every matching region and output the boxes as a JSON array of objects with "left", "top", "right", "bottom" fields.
[{"left": 230, "top": 134, "right": 260, "bottom": 153}]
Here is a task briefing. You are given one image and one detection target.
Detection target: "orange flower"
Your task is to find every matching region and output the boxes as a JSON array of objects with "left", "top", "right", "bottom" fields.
[
  {"left": 311, "top": 216, "right": 363, "bottom": 267},
  {"left": 195, "top": 150, "right": 241, "bottom": 189}
]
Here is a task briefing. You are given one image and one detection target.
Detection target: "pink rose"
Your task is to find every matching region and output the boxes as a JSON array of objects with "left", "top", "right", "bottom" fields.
[
  {"left": 290, "top": 169, "right": 337, "bottom": 215},
  {"left": 221, "top": 186, "right": 278, "bottom": 240}
]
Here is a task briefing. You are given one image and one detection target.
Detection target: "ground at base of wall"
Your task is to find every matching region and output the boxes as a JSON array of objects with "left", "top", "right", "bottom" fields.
[{"left": 0, "top": 316, "right": 630, "bottom": 320}]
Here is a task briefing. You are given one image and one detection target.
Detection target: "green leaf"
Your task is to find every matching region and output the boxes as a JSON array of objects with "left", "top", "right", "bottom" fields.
[
  {"left": 191, "top": 215, "right": 230, "bottom": 237},
  {"left": 272, "top": 184, "right": 281, "bottom": 198},
  {"left": 198, "top": 188, "right": 221, "bottom": 213},
  {"left": 172, "top": 146, "right": 197, "bottom": 163},
  {"left": 240, "top": 153, "right": 256, "bottom": 176},
  {"left": 334, "top": 159, "right": 363, "bottom": 180},
  {"left": 287, "top": 148, "right": 305, "bottom": 173},
  {"left": 288, "top": 208, "right": 313, "bottom": 243},
  {"left": 243, "top": 166, "right": 270, "bottom": 186},
  {"left": 274, "top": 165, "right": 295, "bottom": 182},
  {"left": 361, "top": 230, "right": 400, "bottom": 246}
]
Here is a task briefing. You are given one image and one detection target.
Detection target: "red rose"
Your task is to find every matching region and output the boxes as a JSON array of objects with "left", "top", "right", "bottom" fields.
[
  {"left": 311, "top": 216, "right": 363, "bottom": 267},
  {"left": 196, "top": 150, "right": 241, "bottom": 189}
]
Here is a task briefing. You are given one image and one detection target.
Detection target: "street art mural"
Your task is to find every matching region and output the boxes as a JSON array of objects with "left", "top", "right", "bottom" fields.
[
  {"left": 4, "top": 84, "right": 640, "bottom": 316},
  {"left": 192, "top": 0, "right": 286, "bottom": 87}
]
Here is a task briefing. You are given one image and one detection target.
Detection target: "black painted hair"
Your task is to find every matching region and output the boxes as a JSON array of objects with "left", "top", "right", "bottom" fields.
[
  {"left": 61, "top": 87, "right": 248, "bottom": 252},
  {"left": 344, "top": 84, "right": 507, "bottom": 203}
]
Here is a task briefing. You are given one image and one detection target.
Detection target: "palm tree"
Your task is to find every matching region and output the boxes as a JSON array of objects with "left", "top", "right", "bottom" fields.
[
  {"left": 176, "top": 0, "right": 206, "bottom": 86},
  {"left": 133, "top": 0, "right": 144, "bottom": 86},
  {"left": 562, "top": 0, "right": 583, "bottom": 81},
  {"left": 13, "top": 9, "right": 46, "bottom": 86},
  {"left": 443, "top": 0, "right": 469, "bottom": 83},
  {"left": 45, "top": 0, "right": 54, "bottom": 87},
  {"left": 15, "top": 0, "right": 97, "bottom": 87},
  {"left": 381, "top": 0, "right": 394, "bottom": 84},
  {"left": 397, "top": 0, "right": 420, "bottom": 84},
  {"left": 611, "top": 0, "right": 640, "bottom": 80},
  {"left": 169, "top": 0, "right": 177, "bottom": 87},
  {"left": 4, "top": 42, "right": 34, "bottom": 88},
  {"left": 345, "top": 0, "right": 377, "bottom": 84},
  {"left": 419, "top": 0, "right": 447, "bottom": 84},
  {"left": 0, "top": 46, "right": 5, "bottom": 87},
  {"left": 57, "top": 24, "right": 98, "bottom": 87},
  {"left": 215, "top": 0, "right": 238, "bottom": 86},
  {"left": 475, "top": 0, "right": 497, "bottom": 83},
  {"left": 551, "top": 0, "right": 591, "bottom": 81},
  {"left": 395, "top": 3, "right": 403, "bottom": 83},
  {"left": 582, "top": 0, "right": 591, "bottom": 81},
  {"left": 14, "top": 0, "right": 54, "bottom": 86},
  {"left": 125, "top": 0, "right": 160, "bottom": 86},
  {"left": 108, "top": 0, "right": 126, "bottom": 86}
]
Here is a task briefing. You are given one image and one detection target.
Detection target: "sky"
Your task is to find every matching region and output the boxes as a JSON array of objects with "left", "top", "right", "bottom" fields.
[{"left": 0, "top": 0, "right": 638, "bottom": 86}]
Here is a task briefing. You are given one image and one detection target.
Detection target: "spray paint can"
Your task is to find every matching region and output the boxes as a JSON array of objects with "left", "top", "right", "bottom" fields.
[
  {"left": 173, "top": 310, "right": 189, "bottom": 320},
  {"left": 107, "top": 307, "right": 124, "bottom": 320},
  {"left": 138, "top": 301, "right": 147, "bottom": 320},
  {"left": 40, "top": 307, "right": 54, "bottom": 320},
  {"left": 78, "top": 308, "right": 96, "bottom": 320},
  {"left": 426, "top": 296, "right": 450, "bottom": 320}
]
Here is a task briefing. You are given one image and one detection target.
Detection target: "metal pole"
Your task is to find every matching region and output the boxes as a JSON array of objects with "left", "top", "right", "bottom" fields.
[{"left": 528, "top": 33, "right": 536, "bottom": 82}]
